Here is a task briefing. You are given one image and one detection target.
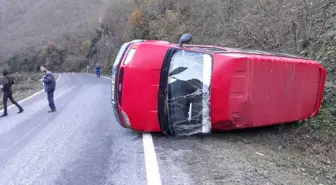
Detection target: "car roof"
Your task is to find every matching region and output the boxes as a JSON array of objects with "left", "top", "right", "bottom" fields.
[{"left": 136, "top": 40, "right": 312, "bottom": 60}]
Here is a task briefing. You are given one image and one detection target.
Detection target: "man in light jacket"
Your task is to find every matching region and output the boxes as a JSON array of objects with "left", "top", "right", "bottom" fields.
[
  {"left": 0, "top": 69, "right": 24, "bottom": 117},
  {"left": 40, "top": 65, "right": 57, "bottom": 112}
]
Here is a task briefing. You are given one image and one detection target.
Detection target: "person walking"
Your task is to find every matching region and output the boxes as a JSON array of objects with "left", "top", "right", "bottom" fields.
[
  {"left": 95, "top": 63, "right": 101, "bottom": 78},
  {"left": 40, "top": 65, "right": 57, "bottom": 113},
  {"left": 0, "top": 69, "right": 24, "bottom": 117}
]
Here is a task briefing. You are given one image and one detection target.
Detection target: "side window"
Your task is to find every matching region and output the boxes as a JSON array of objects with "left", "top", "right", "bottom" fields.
[{"left": 123, "top": 48, "right": 136, "bottom": 65}]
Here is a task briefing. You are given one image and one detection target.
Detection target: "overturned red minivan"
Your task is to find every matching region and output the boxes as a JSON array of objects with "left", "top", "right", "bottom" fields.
[{"left": 111, "top": 34, "right": 327, "bottom": 136}]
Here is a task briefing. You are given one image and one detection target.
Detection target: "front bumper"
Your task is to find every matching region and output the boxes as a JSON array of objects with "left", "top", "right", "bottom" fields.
[
  {"left": 112, "top": 103, "right": 124, "bottom": 127},
  {"left": 111, "top": 39, "right": 144, "bottom": 128}
]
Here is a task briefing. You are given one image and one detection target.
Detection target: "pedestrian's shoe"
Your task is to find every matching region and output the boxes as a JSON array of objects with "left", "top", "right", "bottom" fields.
[
  {"left": 17, "top": 109, "right": 24, "bottom": 114},
  {"left": 0, "top": 114, "right": 8, "bottom": 118},
  {"left": 48, "top": 110, "right": 56, "bottom": 113}
]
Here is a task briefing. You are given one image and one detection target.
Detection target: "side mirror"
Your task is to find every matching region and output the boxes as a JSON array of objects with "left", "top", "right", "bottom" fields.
[{"left": 177, "top": 33, "right": 193, "bottom": 47}]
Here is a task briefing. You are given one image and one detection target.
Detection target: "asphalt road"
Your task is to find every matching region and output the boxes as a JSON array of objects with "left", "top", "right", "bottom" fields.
[
  {"left": 0, "top": 74, "right": 317, "bottom": 185},
  {"left": 0, "top": 74, "right": 146, "bottom": 185}
]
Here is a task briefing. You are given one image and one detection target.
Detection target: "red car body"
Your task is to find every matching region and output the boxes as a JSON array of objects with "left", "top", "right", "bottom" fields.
[{"left": 111, "top": 38, "right": 326, "bottom": 136}]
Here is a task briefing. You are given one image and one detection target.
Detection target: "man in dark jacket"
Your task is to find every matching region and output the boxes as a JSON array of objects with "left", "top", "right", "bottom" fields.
[
  {"left": 40, "top": 65, "right": 57, "bottom": 112},
  {"left": 0, "top": 69, "right": 24, "bottom": 117}
]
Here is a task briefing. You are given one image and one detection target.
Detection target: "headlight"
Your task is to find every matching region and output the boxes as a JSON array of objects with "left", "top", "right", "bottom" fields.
[{"left": 121, "top": 110, "right": 131, "bottom": 128}]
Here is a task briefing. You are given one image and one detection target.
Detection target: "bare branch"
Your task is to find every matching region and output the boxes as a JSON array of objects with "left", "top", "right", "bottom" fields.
[{"left": 239, "top": 22, "right": 267, "bottom": 50}]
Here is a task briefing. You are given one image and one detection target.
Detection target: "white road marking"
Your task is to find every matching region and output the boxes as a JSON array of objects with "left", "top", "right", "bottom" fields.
[
  {"left": 80, "top": 72, "right": 111, "bottom": 80},
  {"left": 102, "top": 76, "right": 112, "bottom": 80},
  {"left": 0, "top": 74, "right": 62, "bottom": 113},
  {"left": 143, "top": 133, "right": 162, "bottom": 185},
  {"left": 100, "top": 75, "right": 161, "bottom": 185}
]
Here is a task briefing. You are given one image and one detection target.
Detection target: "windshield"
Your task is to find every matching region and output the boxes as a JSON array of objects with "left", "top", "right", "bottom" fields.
[{"left": 166, "top": 50, "right": 213, "bottom": 136}]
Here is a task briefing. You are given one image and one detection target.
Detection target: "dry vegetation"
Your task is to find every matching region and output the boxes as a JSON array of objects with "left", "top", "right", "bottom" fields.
[
  {"left": 96, "top": 2, "right": 336, "bottom": 114},
  {"left": 0, "top": 73, "right": 45, "bottom": 110},
  {"left": 93, "top": 0, "right": 335, "bottom": 73}
]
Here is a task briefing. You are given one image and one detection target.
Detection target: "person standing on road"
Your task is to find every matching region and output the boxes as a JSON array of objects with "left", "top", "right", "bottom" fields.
[
  {"left": 95, "top": 63, "right": 101, "bottom": 78},
  {"left": 0, "top": 69, "right": 24, "bottom": 117},
  {"left": 40, "top": 65, "right": 57, "bottom": 113}
]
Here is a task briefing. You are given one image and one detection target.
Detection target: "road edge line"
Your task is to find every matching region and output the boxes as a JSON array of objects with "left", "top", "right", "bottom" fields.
[
  {"left": 142, "top": 133, "right": 162, "bottom": 185},
  {"left": 81, "top": 72, "right": 111, "bottom": 80},
  {"left": 98, "top": 75, "right": 161, "bottom": 185},
  {"left": 0, "top": 74, "right": 62, "bottom": 113}
]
